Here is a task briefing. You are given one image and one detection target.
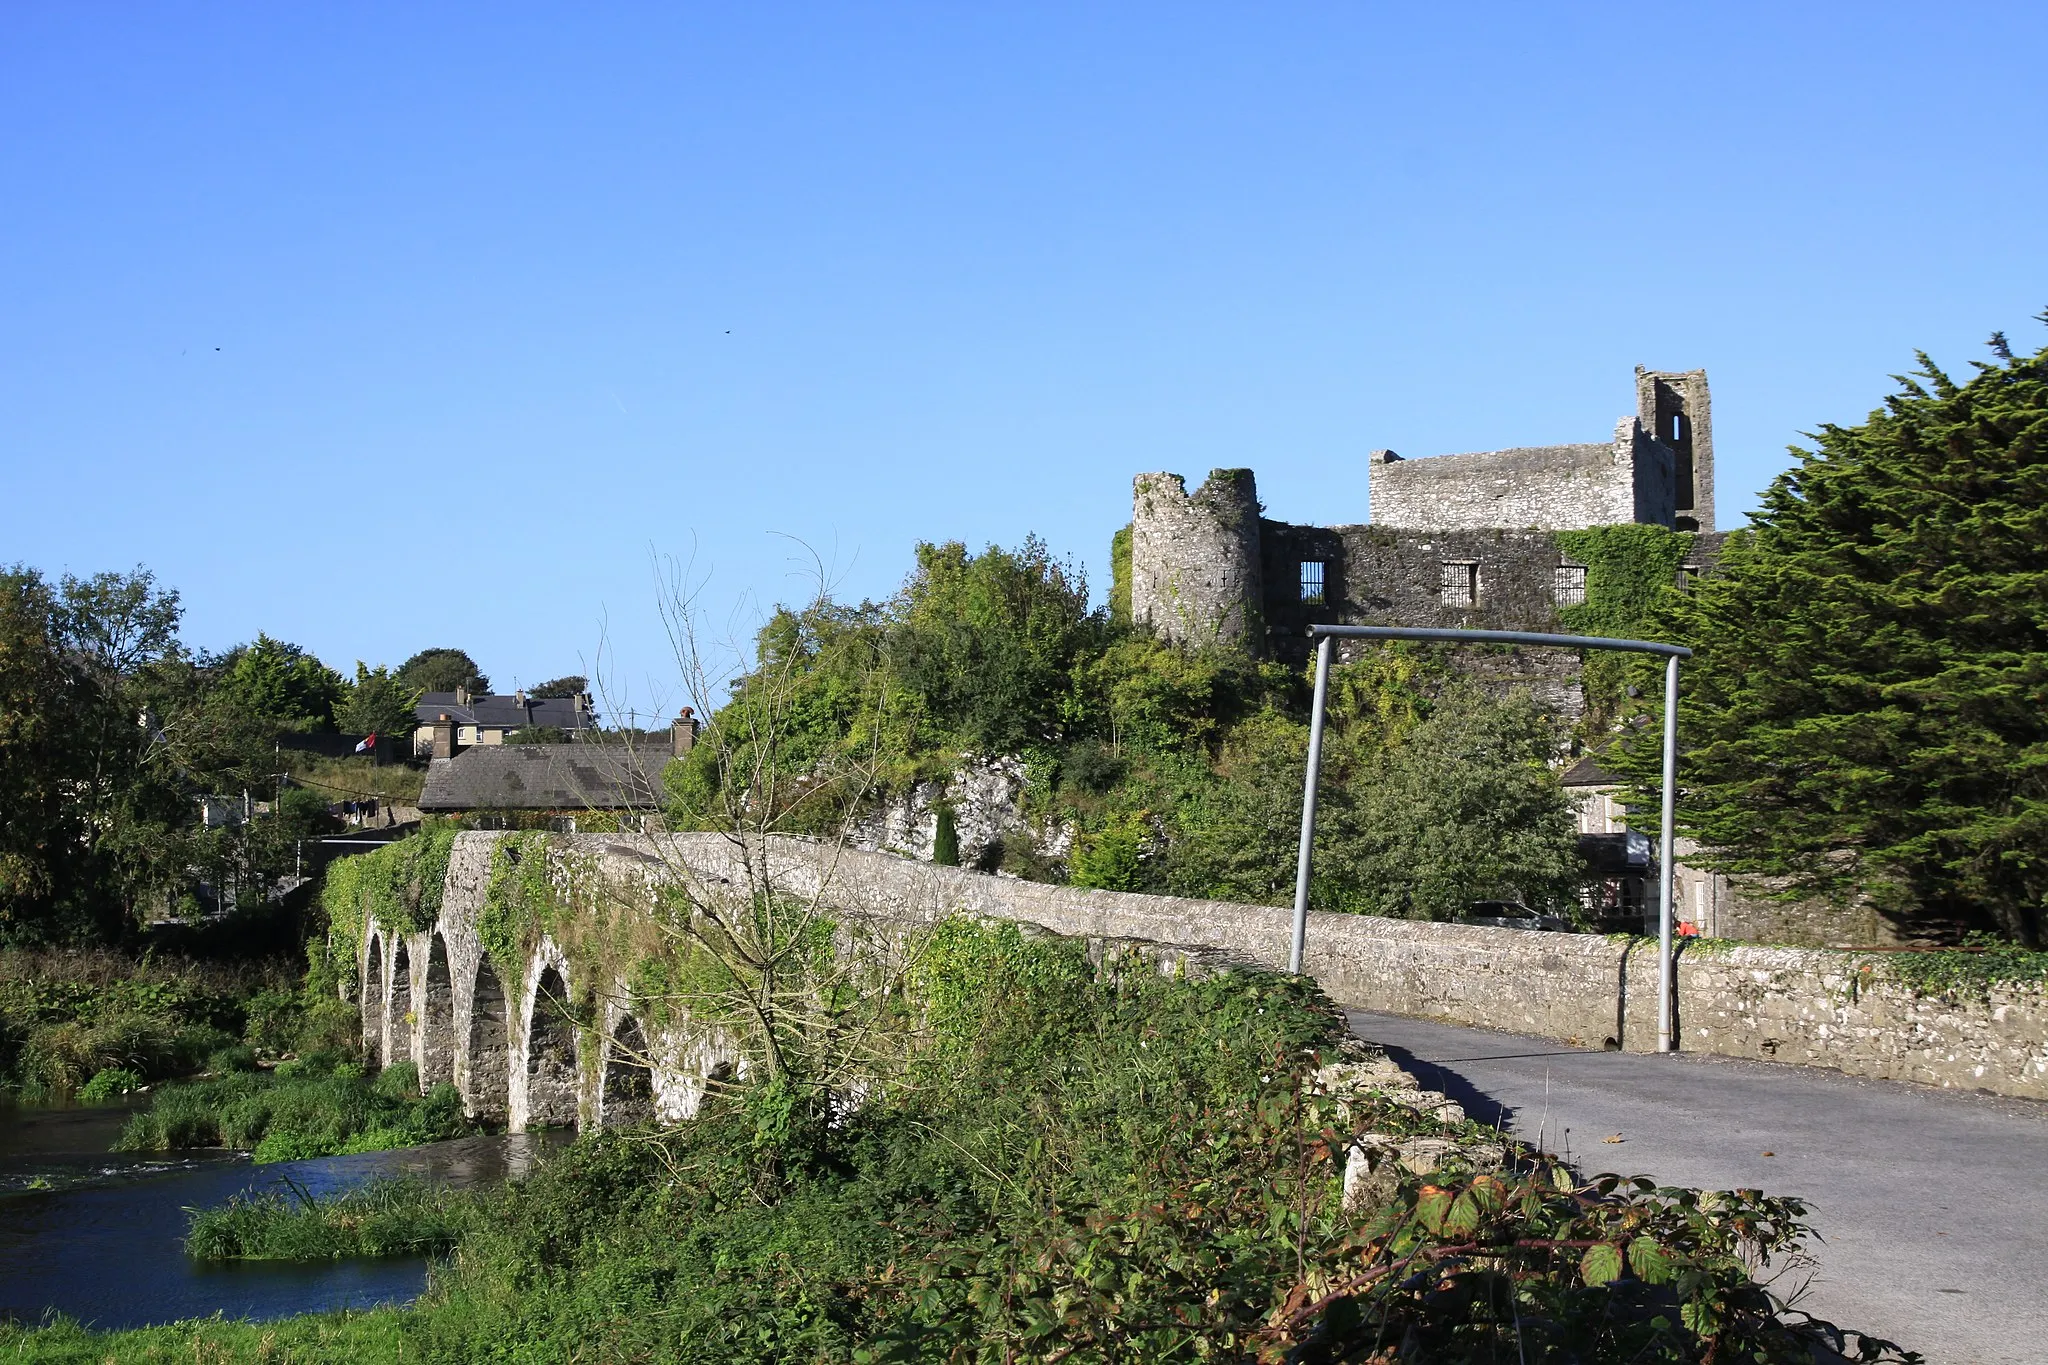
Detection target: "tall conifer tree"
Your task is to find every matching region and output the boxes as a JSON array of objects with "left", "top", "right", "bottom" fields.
[{"left": 1625, "top": 325, "right": 2048, "bottom": 944}]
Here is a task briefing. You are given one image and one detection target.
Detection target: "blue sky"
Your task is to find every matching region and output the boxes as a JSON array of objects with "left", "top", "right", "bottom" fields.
[{"left": 3, "top": 3, "right": 2042, "bottom": 721}]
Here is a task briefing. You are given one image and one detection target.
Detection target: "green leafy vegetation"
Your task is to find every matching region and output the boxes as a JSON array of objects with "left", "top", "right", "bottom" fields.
[
  {"left": 1615, "top": 330, "right": 2048, "bottom": 944},
  {"left": 17, "top": 919, "right": 1914, "bottom": 1363},
  {"left": 186, "top": 1177, "right": 481, "bottom": 1262},
  {"left": 393, "top": 647, "right": 489, "bottom": 697},
  {"left": 673, "top": 538, "right": 1584, "bottom": 922},
  {"left": 1876, "top": 935, "right": 2048, "bottom": 1002},
  {"left": 116, "top": 1054, "right": 474, "bottom": 1162},
  {"left": 0, "top": 949, "right": 298, "bottom": 1099}
]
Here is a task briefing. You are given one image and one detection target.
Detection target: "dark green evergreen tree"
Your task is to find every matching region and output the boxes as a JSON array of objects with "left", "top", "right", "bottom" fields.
[{"left": 1622, "top": 327, "right": 2048, "bottom": 944}]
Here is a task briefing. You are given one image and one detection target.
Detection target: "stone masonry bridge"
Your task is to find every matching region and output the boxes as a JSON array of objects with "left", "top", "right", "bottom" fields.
[{"left": 355, "top": 832, "right": 2048, "bottom": 1134}]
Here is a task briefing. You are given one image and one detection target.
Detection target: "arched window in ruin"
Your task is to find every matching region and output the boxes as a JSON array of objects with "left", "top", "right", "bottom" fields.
[
  {"left": 420, "top": 934, "right": 455, "bottom": 1091},
  {"left": 601, "top": 1014, "right": 656, "bottom": 1129},
  {"left": 363, "top": 937, "right": 385, "bottom": 1056},
  {"left": 524, "top": 965, "right": 580, "bottom": 1129},
  {"left": 388, "top": 941, "right": 413, "bottom": 1071},
  {"left": 465, "top": 957, "right": 510, "bottom": 1122}
]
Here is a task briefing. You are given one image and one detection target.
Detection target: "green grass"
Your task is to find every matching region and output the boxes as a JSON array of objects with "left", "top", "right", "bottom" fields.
[
  {"left": 185, "top": 1177, "right": 480, "bottom": 1262},
  {"left": 117, "top": 1055, "right": 475, "bottom": 1162}
]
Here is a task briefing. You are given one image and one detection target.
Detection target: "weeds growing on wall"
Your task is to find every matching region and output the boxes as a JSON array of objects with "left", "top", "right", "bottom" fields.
[
  {"left": 322, "top": 826, "right": 462, "bottom": 957},
  {"left": 1876, "top": 935, "right": 2048, "bottom": 1003}
]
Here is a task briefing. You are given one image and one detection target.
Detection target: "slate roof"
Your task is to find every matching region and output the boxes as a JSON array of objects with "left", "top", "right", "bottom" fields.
[
  {"left": 415, "top": 692, "right": 591, "bottom": 730},
  {"left": 1560, "top": 754, "right": 1624, "bottom": 788},
  {"left": 416, "top": 744, "right": 664, "bottom": 811}
]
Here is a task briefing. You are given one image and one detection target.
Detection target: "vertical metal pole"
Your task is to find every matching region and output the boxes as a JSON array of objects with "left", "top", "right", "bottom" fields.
[
  {"left": 1290, "top": 633, "right": 1334, "bottom": 974},
  {"left": 1657, "top": 653, "right": 1680, "bottom": 1053}
]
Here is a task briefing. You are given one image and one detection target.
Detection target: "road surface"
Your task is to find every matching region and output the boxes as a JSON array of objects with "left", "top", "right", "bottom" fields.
[{"left": 1348, "top": 1010, "right": 2048, "bottom": 1365}]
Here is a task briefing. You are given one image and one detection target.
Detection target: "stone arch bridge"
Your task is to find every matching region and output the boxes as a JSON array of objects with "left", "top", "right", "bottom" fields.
[{"left": 354, "top": 832, "right": 2048, "bottom": 1132}]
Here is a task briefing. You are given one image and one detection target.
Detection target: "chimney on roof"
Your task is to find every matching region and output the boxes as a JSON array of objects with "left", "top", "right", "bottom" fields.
[
  {"left": 575, "top": 693, "right": 593, "bottom": 722},
  {"left": 432, "top": 713, "right": 456, "bottom": 760},
  {"left": 455, "top": 685, "right": 471, "bottom": 707},
  {"left": 515, "top": 689, "right": 528, "bottom": 708},
  {"left": 671, "top": 708, "right": 699, "bottom": 758}
]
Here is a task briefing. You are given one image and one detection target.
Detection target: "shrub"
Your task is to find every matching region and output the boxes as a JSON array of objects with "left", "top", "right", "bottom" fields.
[{"left": 78, "top": 1067, "right": 144, "bottom": 1101}]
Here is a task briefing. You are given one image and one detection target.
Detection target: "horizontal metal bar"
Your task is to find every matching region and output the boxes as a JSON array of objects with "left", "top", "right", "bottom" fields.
[{"left": 1307, "top": 623, "right": 1691, "bottom": 658}]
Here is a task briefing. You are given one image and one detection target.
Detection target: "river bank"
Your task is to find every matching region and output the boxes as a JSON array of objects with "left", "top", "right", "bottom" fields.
[{"left": 0, "top": 1094, "right": 559, "bottom": 1331}]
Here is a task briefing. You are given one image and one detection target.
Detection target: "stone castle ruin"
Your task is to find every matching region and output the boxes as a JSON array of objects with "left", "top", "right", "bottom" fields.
[
  {"left": 1130, "top": 367, "right": 1721, "bottom": 663},
  {"left": 1123, "top": 368, "right": 1902, "bottom": 948}
]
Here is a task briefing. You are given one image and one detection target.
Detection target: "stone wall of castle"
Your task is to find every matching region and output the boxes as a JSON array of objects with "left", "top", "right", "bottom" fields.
[
  {"left": 1129, "top": 469, "right": 1264, "bottom": 648},
  {"left": 1366, "top": 419, "right": 1679, "bottom": 533}
]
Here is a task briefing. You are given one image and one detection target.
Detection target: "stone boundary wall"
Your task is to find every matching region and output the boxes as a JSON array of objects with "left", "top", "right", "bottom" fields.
[{"left": 622, "top": 834, "right": 2048, "bottom": 1102}]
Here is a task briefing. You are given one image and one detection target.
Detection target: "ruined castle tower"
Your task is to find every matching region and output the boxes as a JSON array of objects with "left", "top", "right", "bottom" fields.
[
  {"left": 1635, "top": 367, "right": 1714, "bottom": 532},
  {"left": 1130, "top": 468, "right": 1264, "bottom": 651}
]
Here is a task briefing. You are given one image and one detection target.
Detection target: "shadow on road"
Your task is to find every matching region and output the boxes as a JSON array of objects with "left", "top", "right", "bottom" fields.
[{"left": 1369, "top": 1040, "right": 1517, "bottom": 1130}]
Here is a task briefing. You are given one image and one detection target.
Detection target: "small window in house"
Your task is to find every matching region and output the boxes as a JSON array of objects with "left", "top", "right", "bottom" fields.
[
  {"left": 1440, "top": 561, "right": 1477, "bottom": 607},
  {"left": 1554, "top": 563, "right": 1587, "bottom": 606},
  {"left": 1299, "top": 560, "right": 1326, "bottom": 604},
  {"left": 1676, "top": 563, "right": 1701, "bottom": 592}
]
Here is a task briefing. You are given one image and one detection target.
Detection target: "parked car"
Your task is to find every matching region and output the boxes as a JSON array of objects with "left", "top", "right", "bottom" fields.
[{"left": 1461, "top": 901, "right": 1574, "bottom": 932}]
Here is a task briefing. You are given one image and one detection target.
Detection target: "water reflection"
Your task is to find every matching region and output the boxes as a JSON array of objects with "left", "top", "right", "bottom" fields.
[{"left": 0, "top": 1098, "right": 563, "bottom": 1331}]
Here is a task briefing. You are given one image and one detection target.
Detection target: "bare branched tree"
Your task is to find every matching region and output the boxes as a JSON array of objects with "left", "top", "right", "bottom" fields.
[{"left": 553, "top": 543, "right": 922, "bottom": 1131}]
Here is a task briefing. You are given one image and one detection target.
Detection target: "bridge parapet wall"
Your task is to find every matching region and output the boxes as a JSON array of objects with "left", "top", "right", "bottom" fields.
[
  {"left": 625, "top": 834, "right": 2048, "bottom": 1102},
  {"left": 355, "top": 832, "right": 2048, "bottom": 1125}
]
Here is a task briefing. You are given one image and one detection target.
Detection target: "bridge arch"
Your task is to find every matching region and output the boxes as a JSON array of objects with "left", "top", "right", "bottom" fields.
[
  {"left": 600, "top": 1010, "right": 656, "bottom": 1128},
  {"left": 519, "top": 946, "right": 582, "bottom": 1130},
  {"left": 363, "top": 932, "right": 386, "bottom": 1056},
  {"left": 464, "top": 954, "right": 511, "bottom": 1121},
  {"left": 388, "top": 940, "right": 414, "bottom": 1071},
  {"left": 420, "top": 932, "right": 455, "bottom": 1091}
]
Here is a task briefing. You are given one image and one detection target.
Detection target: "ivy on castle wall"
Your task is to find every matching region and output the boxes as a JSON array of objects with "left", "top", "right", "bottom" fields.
[
  {"left": 1551, "top": 525, "right": 1696, "bottom": 732},
  {"left": 1109, "top": 523, "right": 1133, "bottom": 626}
]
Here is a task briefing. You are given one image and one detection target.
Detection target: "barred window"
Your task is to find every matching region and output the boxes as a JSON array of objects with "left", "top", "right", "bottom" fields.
[
  {"left": 1299, "top": 560, "right": 1326, "bottom": 604},
  {"left": 1440, "top": 561, "right": 1477, "bottom": 607},
  {"left": 1554, "top": 563, "right": 1587, "bottom": 606},
  {"left": 1676, "top": 563, "right": 1701, "bottom": 593}
]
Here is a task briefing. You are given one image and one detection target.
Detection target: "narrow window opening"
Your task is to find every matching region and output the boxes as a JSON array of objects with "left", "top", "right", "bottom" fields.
[
  {"left": 1675, "top": 564, "right": 1701, "bottom": 593},
  {"left": 1553, "top": 563, "right": 1587, "bottom": 607},
  {"left": 1440, "top": 562, "right": 1477, "bottom": 608},
  {"left": 1298, "top": 560, "right": 1325, "bottom": 604}
]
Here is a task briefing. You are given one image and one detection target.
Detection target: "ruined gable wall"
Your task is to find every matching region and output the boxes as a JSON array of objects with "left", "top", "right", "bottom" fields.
[{"left": 1368, "top": 443, "right": 1633, "bottom": 531}]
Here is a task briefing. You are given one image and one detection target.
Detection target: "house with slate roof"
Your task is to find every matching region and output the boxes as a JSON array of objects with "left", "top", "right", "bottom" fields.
[
  {"left": 416, "top": 743, "right": 664, "bottom": 827},
  {"left": 411, "top": 686, "right": 596, "bottom": 757}
]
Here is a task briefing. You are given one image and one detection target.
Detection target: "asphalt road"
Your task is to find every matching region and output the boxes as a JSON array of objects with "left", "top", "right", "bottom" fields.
[{"left": 1347, "top": 1010, "right": 2048, "bottom": 1365}]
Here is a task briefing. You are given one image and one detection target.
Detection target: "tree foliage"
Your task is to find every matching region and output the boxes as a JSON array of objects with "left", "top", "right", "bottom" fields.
[
  {"left": 1620, "top": 332, "right": 2048, "bottom": 943},
  {"left": 394, "top": 647, "right": 489, "bottom": 696},
  {"left": 335, "top": 662, "right": 418, "bottom": 739},
  {"left": 214, "top": 635, "right": 345, "bottom": 734},
  {"left": 528, "top": 674, "right": 587, "bottom": 699}
]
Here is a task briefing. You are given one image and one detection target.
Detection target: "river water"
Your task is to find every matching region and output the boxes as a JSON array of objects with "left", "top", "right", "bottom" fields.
[{"left": 0, "top": 1098, "right": 558, "bottom": 1331}]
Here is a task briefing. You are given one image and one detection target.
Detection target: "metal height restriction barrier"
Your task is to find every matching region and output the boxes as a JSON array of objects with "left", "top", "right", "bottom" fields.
[{"left": 1289, "top": 625, "right": 1693, "bottom": 1054}]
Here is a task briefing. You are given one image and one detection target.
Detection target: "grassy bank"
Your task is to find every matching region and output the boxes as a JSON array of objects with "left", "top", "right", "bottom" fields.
[
  {"left": 0, "top": 948, "right": 319, "bottom": 1101},
  {"left": 186, "top": 1177, "right": 480, "bottom": 1261},
  {"left": 4, "top": 921, "right": 1916, "bottom": 1364},
  {"left": 117, "top": 1056, "right": 475, "bottom": 1162}
]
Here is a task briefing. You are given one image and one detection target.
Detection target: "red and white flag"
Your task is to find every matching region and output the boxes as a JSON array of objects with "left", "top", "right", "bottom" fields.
[{"left": 354, "top": 733, "right": 377, "bottom": 754}]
